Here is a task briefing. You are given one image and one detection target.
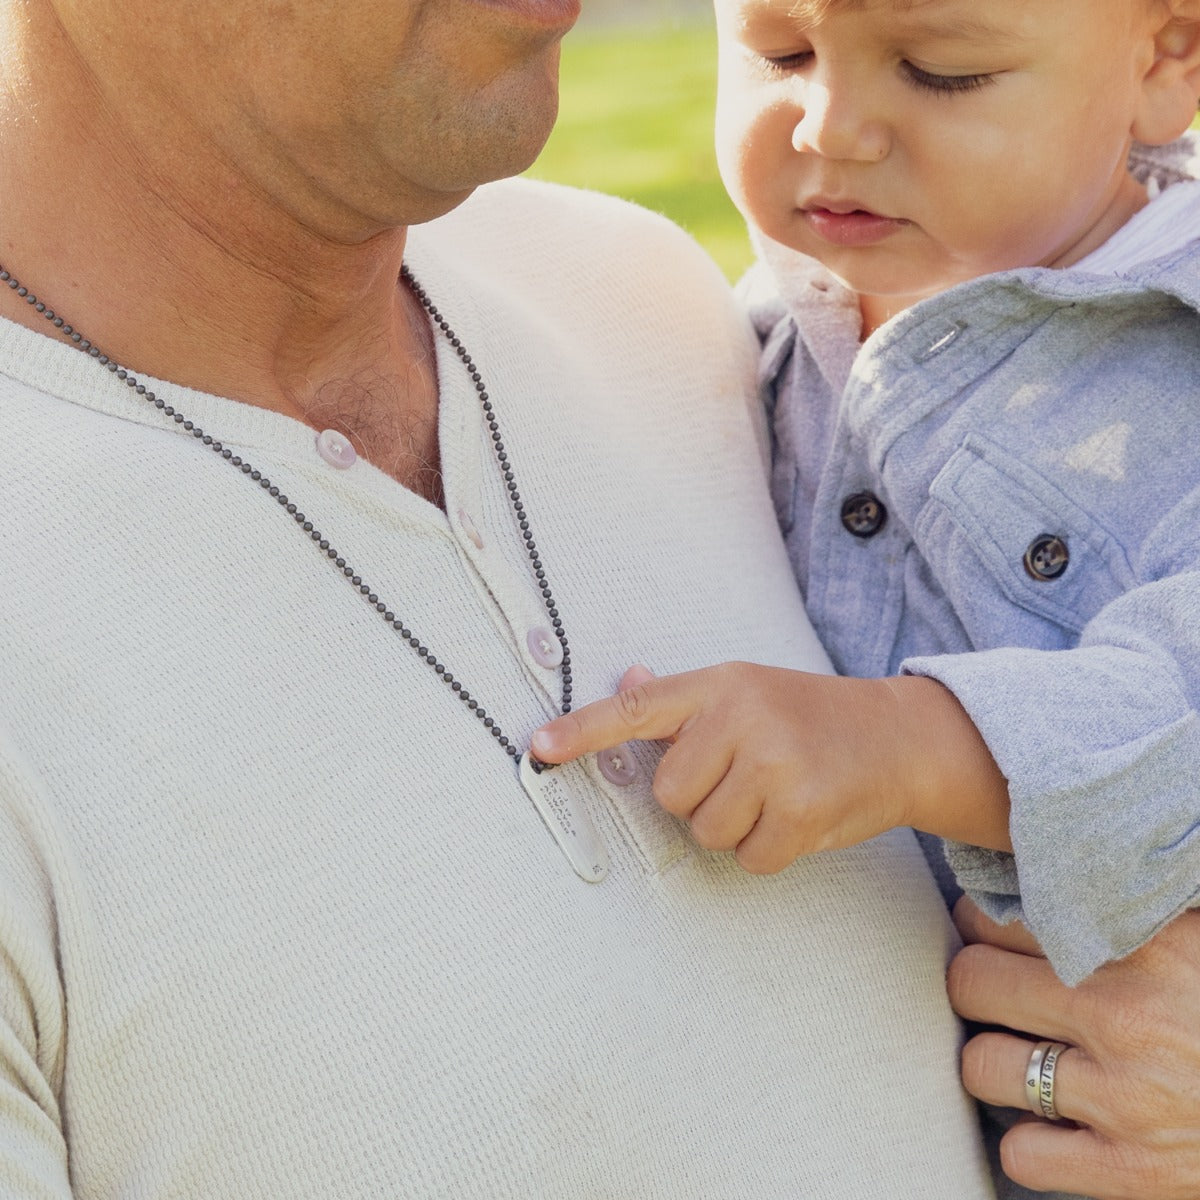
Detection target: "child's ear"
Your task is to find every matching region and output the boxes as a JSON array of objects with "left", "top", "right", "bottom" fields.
[{"left": 1134, "top": 1, "right": 1200, "bottom": 144}]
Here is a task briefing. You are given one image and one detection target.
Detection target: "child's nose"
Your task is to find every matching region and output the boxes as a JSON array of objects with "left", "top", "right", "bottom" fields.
[{"left": 790, "top": 82, "right": 889, "bottom": 163}]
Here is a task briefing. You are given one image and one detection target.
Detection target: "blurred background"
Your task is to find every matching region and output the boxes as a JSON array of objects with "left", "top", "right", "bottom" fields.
[{"left": 525, "top": 1, "right": 754, "bottom": 282}]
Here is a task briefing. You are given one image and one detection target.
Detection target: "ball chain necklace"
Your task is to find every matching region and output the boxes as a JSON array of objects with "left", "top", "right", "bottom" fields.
[{"left": 0, "top": 261, "right": 608, "bottom": 882}]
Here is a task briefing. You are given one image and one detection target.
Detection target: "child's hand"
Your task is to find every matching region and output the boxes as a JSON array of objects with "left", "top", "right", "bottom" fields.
[{"left": 531, "top": 662, "right": 958, "bottom": 873}]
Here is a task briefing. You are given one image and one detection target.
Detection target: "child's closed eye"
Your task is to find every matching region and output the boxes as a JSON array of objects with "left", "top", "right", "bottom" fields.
[
  {"left": 900, "top": 61, "right": 998, "bottom": 96},
  {"left": 752, "top": 48, "right": 813, "bottom": 74}
]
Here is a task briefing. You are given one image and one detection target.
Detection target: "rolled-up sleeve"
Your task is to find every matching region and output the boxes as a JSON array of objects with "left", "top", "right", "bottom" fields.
[{"left": 903, "top": 565, "right": 1200, "bottom": 986}]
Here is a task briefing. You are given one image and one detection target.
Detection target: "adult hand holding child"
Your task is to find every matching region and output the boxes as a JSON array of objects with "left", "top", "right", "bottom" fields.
[{"left": 950, "top": 899, "right": 1200, "bottom": 1200}]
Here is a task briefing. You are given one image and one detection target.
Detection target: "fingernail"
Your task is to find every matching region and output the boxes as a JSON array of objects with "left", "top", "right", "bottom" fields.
[{"left": 530, "top": 729, "right": 556, "bottom": 757}]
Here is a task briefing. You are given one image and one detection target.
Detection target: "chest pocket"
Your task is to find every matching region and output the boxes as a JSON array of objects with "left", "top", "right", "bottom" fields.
[{"left": 914, "top": 433, "right": 1137, "bottom": 645}]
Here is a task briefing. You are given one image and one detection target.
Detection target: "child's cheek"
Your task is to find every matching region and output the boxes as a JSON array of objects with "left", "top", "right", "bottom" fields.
[{"left": 716, "top": 101, "right": 787, "bottom": 224}]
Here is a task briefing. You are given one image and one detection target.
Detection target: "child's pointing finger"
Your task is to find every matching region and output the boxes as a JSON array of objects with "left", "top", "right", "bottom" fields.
[{"left": 530, "top": 666, "right": 699, "bottom": 764}]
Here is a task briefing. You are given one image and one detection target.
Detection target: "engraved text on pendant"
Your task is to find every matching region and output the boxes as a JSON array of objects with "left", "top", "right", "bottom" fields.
[{"left": 518, "top": 752, "right": 608, "bottom": 883}]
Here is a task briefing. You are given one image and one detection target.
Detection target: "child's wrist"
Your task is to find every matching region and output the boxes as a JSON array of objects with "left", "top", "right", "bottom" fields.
[{"left": 880, "top": 675, "right": 1013, "bottom": 852}]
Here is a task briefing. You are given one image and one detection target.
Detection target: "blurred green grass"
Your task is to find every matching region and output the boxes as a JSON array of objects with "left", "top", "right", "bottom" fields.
[{"left": 527, "top": 23, "right": 754, "bottom": 281}]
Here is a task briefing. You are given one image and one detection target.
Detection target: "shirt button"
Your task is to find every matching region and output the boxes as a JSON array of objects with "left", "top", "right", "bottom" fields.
[
  {"left": 841, "top": 492, "right": 888, "bottom": 538},
  {"left": 458, "top": 509, "right": 485, "bottom": 550},
  {"left": 315, "top": 429, "right": 357, "bottom": 469},
  {"left": 597, "top": 743, "right": 639, "bottom": 787},
  {"left": 526, "top": 626, "right": 564, "bottom": 669},
  {"left": 1024, "top": 534, "right": 1070, "bottom": 581}
]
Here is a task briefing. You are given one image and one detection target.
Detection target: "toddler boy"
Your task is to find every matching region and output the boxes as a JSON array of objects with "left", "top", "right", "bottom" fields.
[{"left": 534, "top": 0, "right": 1200, "bottom": 990}]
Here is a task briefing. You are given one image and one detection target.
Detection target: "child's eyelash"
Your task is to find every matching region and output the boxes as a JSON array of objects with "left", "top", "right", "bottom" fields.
[
  {"left": 753, "top": 50, "right": 996, "bottom": 98},
  {"left": 901, "top": 62, "right": 996, "bottom": 96},
  {"left": 756, "top": 51, "right": 813, "bottom": 74}
]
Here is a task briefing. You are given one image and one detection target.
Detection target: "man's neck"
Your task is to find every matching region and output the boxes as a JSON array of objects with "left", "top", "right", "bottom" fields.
[{"left": 0, "top": 0, "right": 447, "bottom": 501}]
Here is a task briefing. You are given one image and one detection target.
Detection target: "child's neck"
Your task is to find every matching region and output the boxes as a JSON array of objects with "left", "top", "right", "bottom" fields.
[{"left": 858, "top": 292, "right": 928, "bottom": 341}]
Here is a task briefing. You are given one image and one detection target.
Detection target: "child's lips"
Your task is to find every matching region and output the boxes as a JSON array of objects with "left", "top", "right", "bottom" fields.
[{"left": 802, "top": 203, "right": 909, "bottom": 247}]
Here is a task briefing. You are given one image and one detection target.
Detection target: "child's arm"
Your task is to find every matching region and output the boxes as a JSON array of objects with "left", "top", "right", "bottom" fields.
[{"left": 530, "top": 662, "right": 1012, "bottom": 873}]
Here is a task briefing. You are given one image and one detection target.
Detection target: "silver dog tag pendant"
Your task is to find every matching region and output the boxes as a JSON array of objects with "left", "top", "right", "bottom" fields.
[{"left": 518, "top": 752, "right": 608, "bottom": 883}]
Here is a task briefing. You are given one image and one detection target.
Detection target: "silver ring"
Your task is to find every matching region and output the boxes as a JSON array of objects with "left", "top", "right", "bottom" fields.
[{"left": 1024, "top": 1039, "right": 1070, "bottom": 1121}]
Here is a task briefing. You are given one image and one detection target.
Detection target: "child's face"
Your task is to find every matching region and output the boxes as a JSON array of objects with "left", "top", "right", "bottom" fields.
[{"left": 715, "top": 0, "right": 1163, "bottom": 309}]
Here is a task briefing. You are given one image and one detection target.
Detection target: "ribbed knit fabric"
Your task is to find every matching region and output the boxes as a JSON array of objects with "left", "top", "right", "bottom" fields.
[{"left": 0, "top": 178, "right": 994, "bottom": 1199}]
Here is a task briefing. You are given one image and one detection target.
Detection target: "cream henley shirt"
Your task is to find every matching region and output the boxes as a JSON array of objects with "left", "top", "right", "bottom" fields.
[{"left": 0, "top": 178, "right": 994, "bottom": 1199}]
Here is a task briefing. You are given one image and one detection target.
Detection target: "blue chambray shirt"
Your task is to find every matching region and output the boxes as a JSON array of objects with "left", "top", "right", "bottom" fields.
[{"left": 748, "top": 142, "right": 1200, "bottom": 991}]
